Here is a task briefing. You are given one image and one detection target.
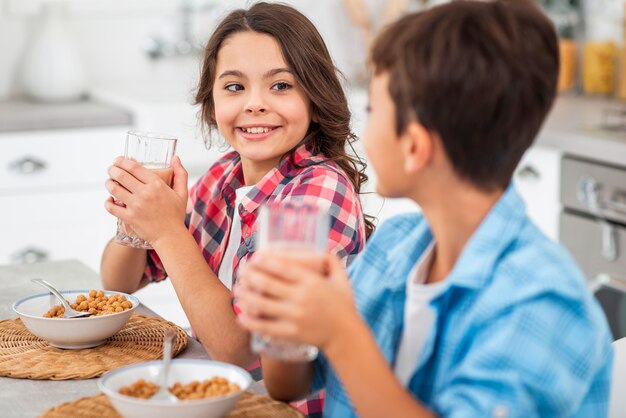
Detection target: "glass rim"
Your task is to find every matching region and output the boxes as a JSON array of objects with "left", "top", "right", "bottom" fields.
[{"left": 127, "top": 130, "right": 177, "bottom": 141}]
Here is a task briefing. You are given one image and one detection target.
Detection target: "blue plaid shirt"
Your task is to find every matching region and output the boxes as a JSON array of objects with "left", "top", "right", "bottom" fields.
[{"left": 313, "top": 185, "right": 613, "bottom": 418}]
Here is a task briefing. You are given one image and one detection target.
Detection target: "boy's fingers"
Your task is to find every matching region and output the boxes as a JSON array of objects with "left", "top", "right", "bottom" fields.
[
  {"left": 238, "top": 288, "right": 295, "bottom": 320},
  {"left": 326, "top": 253, "right": 349, "bottom": 282},
  {"left": 251, "top": 251, "right": 326, "bottom": 284},
  {"left": 241, "top": 266, "right": 294, "bottom": 300},
  {"left": 239, "top": 314, "right": 299, "bottom": 341}
]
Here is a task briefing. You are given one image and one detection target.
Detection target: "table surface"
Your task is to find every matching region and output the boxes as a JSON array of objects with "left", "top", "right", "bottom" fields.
[
  {"left": 0, "top": 259, "right": 263, "bottom": 418},
  {"left": 0, "top": 98, "right": 132, "bottom": 133}
]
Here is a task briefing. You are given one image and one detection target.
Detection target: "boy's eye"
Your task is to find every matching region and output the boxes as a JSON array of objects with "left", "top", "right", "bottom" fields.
[
  {"left": 366, "top": 105, "right": 372, "bottom": 113},
  {"left": 225, "top": 83, "right": 244, "bottom": 92},
  {"left": 271, "top": 82, "right": 292, "bottom": 91}
]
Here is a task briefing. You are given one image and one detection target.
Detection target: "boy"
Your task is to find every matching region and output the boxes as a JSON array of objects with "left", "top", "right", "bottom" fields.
[{"left": 235, "top": 1, "right": 613, "bottom": 417}]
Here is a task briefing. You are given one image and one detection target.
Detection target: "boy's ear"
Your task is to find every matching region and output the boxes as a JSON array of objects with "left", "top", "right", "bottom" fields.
[{"left": 401, "top": 121, "right": 433, "bottom": 173}]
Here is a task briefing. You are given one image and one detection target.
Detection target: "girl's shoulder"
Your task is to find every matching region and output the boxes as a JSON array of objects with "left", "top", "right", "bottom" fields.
[
  {"left": 189, "top": 150, "right": 241, "bottom": 196},
  {"left": 287, "top": 160, "right": 356, "bottom": 194},
  {"left": 290, "top": 155, "right": 351, "bottom": 182},
  {"left": 199, "top": 150, "right": 241, "bottom": 179}
]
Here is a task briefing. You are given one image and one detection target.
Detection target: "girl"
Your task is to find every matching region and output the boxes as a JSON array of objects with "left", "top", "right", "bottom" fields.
[{"left": 101, "top": 3, "right": 372, "bottom": 416}]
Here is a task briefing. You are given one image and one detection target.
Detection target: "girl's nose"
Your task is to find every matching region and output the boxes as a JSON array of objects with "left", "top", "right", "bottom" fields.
[
  {"left": 245, "top": 103, "right": 266, "bottom": 114},
  {"left": 244, "top": 90, "right": 267, "bottom": 114}
]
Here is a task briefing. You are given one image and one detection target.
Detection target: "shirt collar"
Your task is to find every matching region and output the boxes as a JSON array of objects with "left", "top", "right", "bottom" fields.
[
  {"left": 225, "top": 143, "right": 328, "bottom": 215},
  {"left": 218, "top": 155, "right": 245, "bottom": 208},
  {"left": 443, "top": 184, "right": 526, "bottom": 291}
]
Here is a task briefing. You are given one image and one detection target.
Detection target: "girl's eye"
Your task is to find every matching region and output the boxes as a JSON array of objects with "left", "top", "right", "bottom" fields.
[
  {"left": 271, "top": 82, "right": 292, "bottom": 91},
  {"left": 225, "top": 83, "right": 243, "bottom": 92},
  {"left": 366, "top": 104, "right": 372, "bottom": 113}
]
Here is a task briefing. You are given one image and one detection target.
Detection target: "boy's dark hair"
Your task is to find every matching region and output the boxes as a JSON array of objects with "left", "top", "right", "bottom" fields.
[
  {"left": 371, "top": 0, "right": 558, "bottom": 191},
  {"left": 196, "top": 2, "right": 375, "bottom": 237}
]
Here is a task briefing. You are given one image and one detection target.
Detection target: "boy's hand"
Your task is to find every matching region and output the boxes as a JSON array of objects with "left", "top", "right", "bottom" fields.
[
  {"left": 235, "top": 250, "right": 357, "bottom": 351},
  {"left": 104, "top": 156, "right": 188, "bottom": 244}
]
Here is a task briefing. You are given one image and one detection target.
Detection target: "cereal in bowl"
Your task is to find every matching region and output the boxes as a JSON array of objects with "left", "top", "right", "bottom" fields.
[
  {"left": 119, "top": 377, "right": 241, "bottom": 400},
  {"left": 43, "top": 290, "right": 133, "bottom": 318}
]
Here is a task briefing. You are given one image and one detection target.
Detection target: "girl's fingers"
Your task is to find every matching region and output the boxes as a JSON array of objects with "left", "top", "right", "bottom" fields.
[
  {"left": 112, "top": 158, "right": 154, "bottom": 184},
  {"left": 171, "top": 156, "right": 189, "bottom": 199},
  {"left": 104, "top": 178, "right": 133, "bottom": 205},
  {"left": 104, "top": 195, "right": 126, "bottom": 219},
  {"left": 107, "top": 164, "right": 145, "bottom": 194}
]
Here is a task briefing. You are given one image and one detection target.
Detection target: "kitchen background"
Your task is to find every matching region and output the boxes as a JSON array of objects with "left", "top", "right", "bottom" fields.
[{"left": 2, "top": 0, "right": 626, "bottom": 337}]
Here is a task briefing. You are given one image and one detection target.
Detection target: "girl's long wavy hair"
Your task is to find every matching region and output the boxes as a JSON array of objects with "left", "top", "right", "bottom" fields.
[{"left": 195, "top": 2, "right": 375, "bottom": 238}]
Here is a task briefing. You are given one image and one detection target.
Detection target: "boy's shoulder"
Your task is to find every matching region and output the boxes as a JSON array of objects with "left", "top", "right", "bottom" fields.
[
  {"left": 489, "top": 221, "right": 588, "bottom": 303},
  {"left": 348, "top": 212, "right": 430, "bottom": 284}
]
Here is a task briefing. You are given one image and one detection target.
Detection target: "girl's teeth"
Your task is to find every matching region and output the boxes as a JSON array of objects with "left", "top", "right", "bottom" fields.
[{"left": 244, "top": 127, "right": 271, "bottom": 134}]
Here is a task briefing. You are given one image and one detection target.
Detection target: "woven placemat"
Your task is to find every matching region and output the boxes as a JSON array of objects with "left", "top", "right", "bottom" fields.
[
  {"left": 41, "top": 391, "right": 305, "bottom": 418},
  {"left": 0, "top": 314, "right": 188, "bottom": 380}
]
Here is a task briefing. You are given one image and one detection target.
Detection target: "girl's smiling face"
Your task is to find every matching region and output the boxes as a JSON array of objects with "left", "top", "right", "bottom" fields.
[{"left": 212, "top": 31, "right": 313, "bottom": 185}]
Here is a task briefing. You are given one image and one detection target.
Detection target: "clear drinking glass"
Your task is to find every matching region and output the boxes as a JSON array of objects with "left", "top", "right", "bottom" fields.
[
  {"left": 250, "top": 201, "right": 330, "bottom": 362},
  {"left": 113, "top": 130, "right": 177, "bottom": 250}
]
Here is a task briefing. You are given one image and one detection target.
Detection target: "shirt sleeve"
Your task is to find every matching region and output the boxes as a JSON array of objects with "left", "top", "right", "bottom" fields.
[
  {"left": 282, "top": 166, "right": 366, "bottom": 265},
  {"left": 433, "top": 292, "right": 613, "bottom": 418},
  {"left": 142, "top": 180, "right": 198, "bottom": 283},
  {"left": 311, "top": 351, "right": 329, "bottom": 394}
]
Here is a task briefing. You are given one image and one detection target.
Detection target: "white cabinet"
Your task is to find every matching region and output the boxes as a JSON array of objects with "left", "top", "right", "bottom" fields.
[
  {"left": 0, "top": 126, "right": 129, "bottom": 271},
  {"left": 513, "top": 145, "right": 562, "bottom": 241}
]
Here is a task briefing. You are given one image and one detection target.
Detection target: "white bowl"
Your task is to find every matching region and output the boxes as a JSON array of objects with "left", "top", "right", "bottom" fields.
[
  {"left": 12, "top": 290, "right": 139, "bottom": 349},
  {"left": 98, "top": 359, "right": 252, "bottom": 418}
]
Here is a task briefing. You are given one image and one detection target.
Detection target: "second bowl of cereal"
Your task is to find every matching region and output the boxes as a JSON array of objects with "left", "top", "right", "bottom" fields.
[
  {"left": 12, "top": 289, "right": 139, "bottom": 349},
  {"left": 98, "top": 359, "right": 252, "bottom": 418}
]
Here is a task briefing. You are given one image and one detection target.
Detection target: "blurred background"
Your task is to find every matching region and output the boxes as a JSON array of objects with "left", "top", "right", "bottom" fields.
[{"left": 3, "top": 0, "right": 626, "bottom": 338}]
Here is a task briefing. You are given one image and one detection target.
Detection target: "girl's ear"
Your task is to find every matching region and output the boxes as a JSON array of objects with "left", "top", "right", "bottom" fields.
[
  {"left": 400, "top": 121, "right": 434, "bottom": 174},
  {"left": 311, "top": 108, "right": 319, "bottom": 124}
]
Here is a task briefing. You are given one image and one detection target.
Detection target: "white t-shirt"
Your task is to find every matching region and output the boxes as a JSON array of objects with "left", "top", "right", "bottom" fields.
[
  {"left": 394, "top": 244, "right": 447, "bottom": 386},
  {"left": 217, "top": 186, "right": 253, "bottom": 290}
]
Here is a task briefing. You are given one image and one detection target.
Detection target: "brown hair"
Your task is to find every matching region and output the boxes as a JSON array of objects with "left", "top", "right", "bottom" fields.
[
  {"left": 195, "top": 2, "right": 375, "bottom": 237},
  {"left": 370, "top": 0, "right": 559, "bottom": 191}
]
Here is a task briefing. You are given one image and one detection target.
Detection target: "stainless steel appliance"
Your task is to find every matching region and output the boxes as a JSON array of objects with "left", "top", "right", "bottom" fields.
[{"left": 560, "top": 156, "right": 626, "bottom": 340}]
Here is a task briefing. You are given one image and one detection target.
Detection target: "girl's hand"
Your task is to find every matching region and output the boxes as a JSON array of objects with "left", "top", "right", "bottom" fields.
[
  {"left": 104, "top": 156, "right": 188, "bottom": 244},
  {"left": 235, "top": 250, "right": 357, "bottom": 351}
]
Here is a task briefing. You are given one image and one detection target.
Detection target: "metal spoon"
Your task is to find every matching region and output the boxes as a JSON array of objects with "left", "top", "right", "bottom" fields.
[
  {"left": 31, "top": 278, "right": 94, "bottom": 319},
  {"left": 153, "top": 329, "right": 178, "bottom": 402}
]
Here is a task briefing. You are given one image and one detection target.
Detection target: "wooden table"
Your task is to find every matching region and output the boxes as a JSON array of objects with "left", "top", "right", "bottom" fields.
[{"left": 0, "top": 259, "right": 264, "bottom": 418}]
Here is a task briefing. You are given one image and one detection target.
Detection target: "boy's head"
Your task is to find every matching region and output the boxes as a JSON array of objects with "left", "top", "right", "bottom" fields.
[{"left": 369, "top": 0, "right": 558, "bottom": 192}]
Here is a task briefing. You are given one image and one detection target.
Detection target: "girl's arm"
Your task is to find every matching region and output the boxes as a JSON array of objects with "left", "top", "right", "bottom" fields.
[
  {"left": 100, "top": 239, "right": 148, "bottom": 293},
  {"left": 236, "top": 252, "right": 436, "bottom": 418},
  {"left": 105, "top": 157, "right": 257, "bottom": 367},
  {"left": 152, "top": 228, "right": 257, "bottom": 367}
]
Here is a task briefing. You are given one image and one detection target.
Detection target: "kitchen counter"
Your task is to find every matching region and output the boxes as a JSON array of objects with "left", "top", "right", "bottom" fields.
[
  {"left": 0, "top": 259, "right": 263, "bottom": 418},
  {"left": 0, "top": 98, "right": 132, "bottom": 132},
  {"left": 538, "top": 94, "right": 626, "bottom": 167}
]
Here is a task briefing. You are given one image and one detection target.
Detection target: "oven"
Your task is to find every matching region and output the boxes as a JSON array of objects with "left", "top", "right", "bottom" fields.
[{"left": 560, "top": 156, "right": 626, "bottom": 341}]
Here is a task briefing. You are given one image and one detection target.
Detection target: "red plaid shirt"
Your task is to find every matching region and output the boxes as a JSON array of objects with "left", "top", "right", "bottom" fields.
[{"left": 144, "top": 143, "right": 366, "bottom": 417}]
